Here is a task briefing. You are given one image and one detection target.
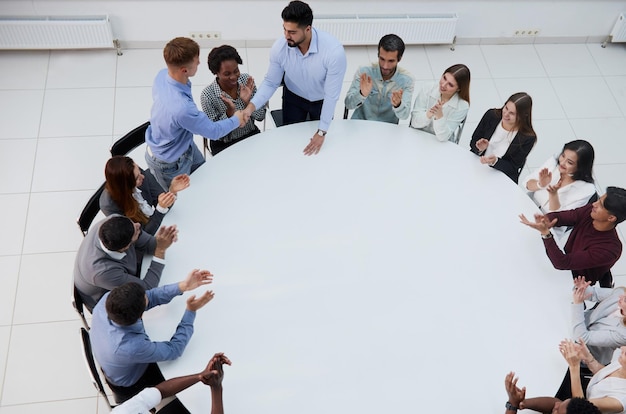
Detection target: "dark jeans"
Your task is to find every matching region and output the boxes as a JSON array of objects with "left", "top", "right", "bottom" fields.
[
  {"left": 282, "top": 86, "right": 323, "bottom": 126},
  {"left": 210, "top": 125, "right": 260, "bottom": 156},
  {"left": 554, "top": 365, "right": 593, "bottom": 400}
]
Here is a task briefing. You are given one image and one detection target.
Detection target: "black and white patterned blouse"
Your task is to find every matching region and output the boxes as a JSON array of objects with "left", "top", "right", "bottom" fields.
[{"left": 200, "top": 73, "right": 266, "bottom": 142}]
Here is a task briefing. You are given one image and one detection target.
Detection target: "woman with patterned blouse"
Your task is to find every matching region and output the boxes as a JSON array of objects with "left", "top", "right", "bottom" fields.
[{"left": 200, "top": 45, "right": 266, "bottom": 155}]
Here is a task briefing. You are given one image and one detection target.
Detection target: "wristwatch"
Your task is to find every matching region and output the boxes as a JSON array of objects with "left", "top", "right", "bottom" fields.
[
  {"left": 505, "top": 401, "right": 518, "bottom": 412},
  {"left": 541, "top": 232, "right": 553, "bottom": 239},
  {"left": 316, "top": 129, "right": 327, "bottom": 137}
]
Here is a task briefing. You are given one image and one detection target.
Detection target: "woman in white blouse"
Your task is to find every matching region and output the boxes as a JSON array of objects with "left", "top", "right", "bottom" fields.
[
  {"left": 523, "top": 140, "right": 596, "bottom": 214},
  {"left": 409, "top": 64, "right": 470, "bottom": 142}
]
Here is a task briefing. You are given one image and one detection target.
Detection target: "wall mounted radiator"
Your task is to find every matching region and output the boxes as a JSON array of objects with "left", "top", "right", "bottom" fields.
[
  {"left": 603, "top": 13, "right": 626, "bottom": 47},
  {"left": 0, "top": 15, "right": 117, "bottom": 51},
  {"left": 315, "top": 13, "right": 458, "bottom": 46}
]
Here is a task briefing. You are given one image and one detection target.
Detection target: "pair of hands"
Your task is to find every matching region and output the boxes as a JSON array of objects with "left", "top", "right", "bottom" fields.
[
  {"left": 200, "top": 352, "right": 232, "bottom": 388},
  {"left": 427, "top": 99, "right": 444, "bottom": 120},
  {"left": 157, "top": 174, "right": 191, "bottom": 209},
  {"left": 179, "top": 269, "right": 215, "bottom": 312},
  {"left": 559, "top": 338, "right": 594, "bottom": 368},
  {"left": 474, "top": 138, "right": 498, "bottom": 166},
  {"left": 536, "top": 168, "right": 562, "bottom": 194},
  {"left": 220, "top": 77, "right": 256, "bottom": 121},
  {"left": 519, "top": 213, "right": 558, "bottom": 236},
  {"left": 572, "top": 276, "right": 592, "bottom": 304},
  {"left": 358, "top": 73, "right": 404, "bottom": 108}
]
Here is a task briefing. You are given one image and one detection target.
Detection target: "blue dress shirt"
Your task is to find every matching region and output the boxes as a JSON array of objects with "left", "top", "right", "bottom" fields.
[
  {"left": 251, "top": 28, "right": 347, "bottom": 132},
  {"left": 146, "top": 68, "right": 240, "bottom": 162},
  {"left": 90, "top": 283, "right": 195, "bottom": 387}
]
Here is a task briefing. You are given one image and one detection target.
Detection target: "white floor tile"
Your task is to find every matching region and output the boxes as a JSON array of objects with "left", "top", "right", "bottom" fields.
[
  {"left": 0, "top": 398, "right": 98, "bottom": 414},
  {"left": 0, "top": 257, "right": 20, "bottom": 326},
  {"left": 39, "top": 88, "right": 114, "bottom": 138},
  {"left": 605, "top": 75, "right": 626, "bottom": 117},
  {"left": 0, "top": 51, "right": 49, "bottom": 90},
  {"left": 22, "top": 191, "right": 90, "bottom": 254},
  {"left": 594, "top": 163, "right": 626, "bottom": 192},
  {"left": 31, "top": 136, "right": 111, "bottom": 192},
  {"left": 113, "top": 87, "right": 155, "bottom": 136},
  {"left": 463, "top": 77, "right": 501, "bottom": 123},
  {"left": 569, "top": 117, "right": 626, "bottom": 165},
  {"left": 47, "top": 50, "right": 117, "bottom": 89},
  {"left": 551, "top": 76, "right": 622, "bottom": 119},
  {"left": 493, "top": 77, "right": 566, "bottom": 120},
  {"left": 425, "top": 45, "right": 491, "bottom": 79},
  {"left": 480, "top": 44, "right": 546, "bottom": 78},
  {"left": 0, "top": 139, "right": 36, "bottom": 194},
  {"left": 0, "top": 326, "right": 11, "bottom": 401},
  {"left": 2, "top": 321, "right": 95, "bottom": 405},
  {"left": 0, "top": 194, "right": 29, "bottom": 256},
  {"left": 116, "top": 48, "right": 165, "bottom": 87},
  {"left": 13, "top": 252, "right": 77, "bottom": 325},
  {"left": 586, "top": 43, "right": 626, "bottom": 77},
  {"left": 0, "top": 90, "right": 44, "bottom": 139},
  {"left": 535, "top": 44, "right": 601, "bottom": 77}
]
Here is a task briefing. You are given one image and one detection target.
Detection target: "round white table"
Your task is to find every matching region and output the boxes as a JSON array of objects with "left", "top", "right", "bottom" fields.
[{"left": 144, "top": 120, "right": 573, "bottom": 413}]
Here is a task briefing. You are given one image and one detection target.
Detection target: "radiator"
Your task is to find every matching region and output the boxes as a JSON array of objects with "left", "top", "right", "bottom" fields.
[
  {"left": 0, "top": 15, "right": 115, "bottom": 50},
  {"left": 609, "top": 13, "right": 626, "bottom": 43},
  {"left": 315, "top": 14, "right": 458, "bottom": 46}
]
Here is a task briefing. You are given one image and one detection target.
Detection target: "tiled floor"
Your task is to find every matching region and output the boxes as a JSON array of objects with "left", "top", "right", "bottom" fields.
[{"left": 1, "top": 42, "right": 626, "bottom": 412}]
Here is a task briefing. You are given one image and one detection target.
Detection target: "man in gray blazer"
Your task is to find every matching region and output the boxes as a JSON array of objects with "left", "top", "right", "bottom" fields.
[{"left": 74, "top": 215, "right": 178, "bottom": 311}]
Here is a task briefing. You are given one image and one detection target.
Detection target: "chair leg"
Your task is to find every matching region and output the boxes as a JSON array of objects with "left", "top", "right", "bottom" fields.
[{"left": 203, "top": 138, "right": 209, "bottom": 158}]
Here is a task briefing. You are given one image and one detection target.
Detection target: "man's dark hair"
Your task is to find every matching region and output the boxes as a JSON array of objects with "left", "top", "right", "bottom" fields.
[
  {"left": 99, "top": 216, "right": 135, "bottom": 251},
  {"left": 281, "top": 1, "right": 313, "bottom": 28},
  {"left": 378, "top": 34, "right": 405, "bottom": 60},
  {"left": 567, "top": 397, "right": 601, "bottom": 414},
  {"left": 105, "top": 282, "right": 146, "bottom": 326},
  {"left": 605, "top": 186, "right": 626, "bottom": 224},
  {"left": 207, "top": 45, "right": 243, "bottom": 75}
]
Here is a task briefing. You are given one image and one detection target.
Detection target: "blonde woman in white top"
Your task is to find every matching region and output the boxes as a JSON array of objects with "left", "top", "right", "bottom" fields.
[
  {"left": 523, "top": 140, "right": 597, "bottom": 214},
  {"left": 409, "top": 64, "right": 470, "bottom": 142}
]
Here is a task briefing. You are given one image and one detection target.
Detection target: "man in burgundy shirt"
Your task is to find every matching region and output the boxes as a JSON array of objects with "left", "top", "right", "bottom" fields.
[{"left": 520, "top": 186, "right": 626, "bottom": 287}]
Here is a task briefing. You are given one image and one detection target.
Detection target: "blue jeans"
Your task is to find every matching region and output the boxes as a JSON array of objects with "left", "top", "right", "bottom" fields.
[{"left": 145, "top": 143, "right": 205, "bottom": 190}]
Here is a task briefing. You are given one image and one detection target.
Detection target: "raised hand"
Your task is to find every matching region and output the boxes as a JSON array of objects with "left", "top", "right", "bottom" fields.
[
  {"left": 559, "top": 339, "right": 582, "bottom": 367},
  {"left": 220, "top": 93, "right": 236, "bottom": 117},
  {"left": 475, "top": 138, "right": 489, "bottom": 152},
  {"left": 546, "top": 178, "right": 562, "bottom": 195},
  {"left": 519, "top": 213, "right": 557, "bottom": 235},
  {"left": 538, "top": 168, "right": 552, "bottom": 188},
  {"left": 169, "top": 174, "right": 190, "bottom": 194},
  {"left": 240, "top": 76, "right": 255, "bottom": 104},
  {"left": 186, "top": 290, "right": 215, "bottom": 312},
  {"left": 157, "top": 192, "right": 176, "bottom": 209},
  {"left": 391, "top": 89, "right": 403, "bottom": 108},
  {"left": 200, "top": 353, "right": 232, "bottom": 388},
  {"left": 359, "top": 73, "right": 373, "bottom": 97},
  {"left": 179, "top": 269, "right": 214, "bottom": 292},
  {"left": 504, "top": 372, "right": 526, "bottom": 409},
  {"left": 155, "top": 224, "right": 179, "bottom": 254},
  {"left": 428, "top": 100, "right": 444, "bottom": 119}
]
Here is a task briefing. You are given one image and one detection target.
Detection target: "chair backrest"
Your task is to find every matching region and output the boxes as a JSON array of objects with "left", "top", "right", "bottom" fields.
[
  {"left": 80, "top": 327, "right": 115, "bottom": 410},
  {"left": 77, "top": 182, "right": 106, "bottom": 236},
  {"left": 73, "top": 285, "right": 90, "bottom": 330},
  {"left": 449, "top": 117, "right": 467, "bottom": 145},
  {"left": 343, "top": 106, "right": 349, "bottom": 120},
  {"left": 110, "top": 121, "right": 150, "bottom": 157},
  {"left": 270, "top": 109, "right": 284, "bottom": 128}
]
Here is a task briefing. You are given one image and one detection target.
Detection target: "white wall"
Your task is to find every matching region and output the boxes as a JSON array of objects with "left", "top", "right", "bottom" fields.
[{"left": 1, "top": 1, "right": 624, "bottom": 47}]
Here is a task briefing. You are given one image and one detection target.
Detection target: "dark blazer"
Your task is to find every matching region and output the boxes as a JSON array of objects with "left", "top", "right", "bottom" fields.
[
  {"left": 470, "top": 108, "right": 536, "bottom": 183},
  {"left": 99, "top": 168, "right": 166, "bottom": 235}
]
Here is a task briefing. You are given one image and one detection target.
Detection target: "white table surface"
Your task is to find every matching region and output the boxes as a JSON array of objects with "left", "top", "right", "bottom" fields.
[{"left": 143, "top": 119, "right": 574, "bottom": 413}]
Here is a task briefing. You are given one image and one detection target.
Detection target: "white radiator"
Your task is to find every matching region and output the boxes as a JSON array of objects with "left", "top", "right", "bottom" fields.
[
  {"left": 609, "top": 13, "right": 626, "bottom": 43},
  {"left": 0, "top": 15, "right": 114, "bottom": 50},
  {"left": 315, "top": 13, "right": 458, "bottom": 46}
]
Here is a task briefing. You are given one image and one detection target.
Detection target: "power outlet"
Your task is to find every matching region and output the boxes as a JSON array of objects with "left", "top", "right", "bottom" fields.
[
  {"left": 513, "top": 29, "right": 540, "bottom": 37},
  {"left": 189, "top": 31, "right": 222, "bottom": 40}
]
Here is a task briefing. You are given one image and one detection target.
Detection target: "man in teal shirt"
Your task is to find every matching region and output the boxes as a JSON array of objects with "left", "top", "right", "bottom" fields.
[{"left": 344, "top": 34, "right": 414, "bottom": 125}]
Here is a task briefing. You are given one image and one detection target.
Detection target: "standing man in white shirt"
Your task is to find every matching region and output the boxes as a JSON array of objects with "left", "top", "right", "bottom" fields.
[{"left": 243, "top": 0, "right": 347, "bottom": 155}]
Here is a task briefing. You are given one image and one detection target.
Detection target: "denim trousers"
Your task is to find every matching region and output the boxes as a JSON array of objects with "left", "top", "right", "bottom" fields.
[{"left": 145, "top": 143, "right": 205, "bottom": 190}]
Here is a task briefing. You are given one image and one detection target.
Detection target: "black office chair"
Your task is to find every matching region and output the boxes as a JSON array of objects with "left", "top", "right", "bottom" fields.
[
  {"left": 72, "top": 285, "right": 90, "bottom": 330},
  {"left": 77, "top": 183, "right": 106, "bottom": 236},
  {"left": 80, "top": 327, "right": 116, "bottom": 410},
  {"left": 343, "top": 106, "right": 350, "bottom": 120},
  {"left": 110, "top": 121, "right": 150, "bottom": 157}
]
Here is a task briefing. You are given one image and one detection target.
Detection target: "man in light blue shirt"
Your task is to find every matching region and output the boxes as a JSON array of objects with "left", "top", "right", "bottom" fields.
[
  {"left": 244, "top": 1, "right": 347, "bottom": 156},
  {"left": 90, "top": 269, "right": 214, "bottom": 403},
  {"left": 344, "top": 34, "right": 414, "bottom": 125},
  {"left": 145, "top": 37, "right": 247, "bottom": 190}
]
